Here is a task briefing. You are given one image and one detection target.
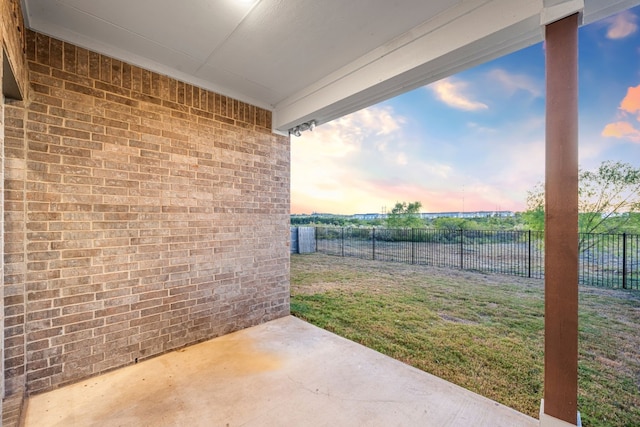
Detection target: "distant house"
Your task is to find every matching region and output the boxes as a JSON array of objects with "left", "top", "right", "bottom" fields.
[
  {"left": 352, "top": 211, "right": 515, "bottom": 221},
  {"left": 436, "top": 211, "right": 515, "bottom": 219},
  {"left": 352, "top": 213, "right": 387, "bottom": 220}
]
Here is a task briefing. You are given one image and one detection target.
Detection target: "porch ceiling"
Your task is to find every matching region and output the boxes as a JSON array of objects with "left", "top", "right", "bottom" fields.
[{"left": 21, "top": 0, "right": 640, "bottom": 132}]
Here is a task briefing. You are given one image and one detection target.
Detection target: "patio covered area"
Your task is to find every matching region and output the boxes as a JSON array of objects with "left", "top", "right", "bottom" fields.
[
  {"left": 24, "top": 316, "right": 536, "bottom": 427},
  {"left": 3, "top": 1, "right": 640, "bottom": 426}
]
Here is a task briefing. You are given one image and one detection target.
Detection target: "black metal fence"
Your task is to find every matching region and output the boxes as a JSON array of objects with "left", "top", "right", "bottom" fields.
[
  {"left": 312, "top": 227, "right": 639, "bottom": 290},
  {"left": 579, "top": 232, "right": 640, "bottom": 290}
]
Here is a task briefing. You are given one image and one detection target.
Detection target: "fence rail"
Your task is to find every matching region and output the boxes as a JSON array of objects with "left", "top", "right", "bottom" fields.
[{"left": 299, "top": 226, "right": 640, "bottom": 290}]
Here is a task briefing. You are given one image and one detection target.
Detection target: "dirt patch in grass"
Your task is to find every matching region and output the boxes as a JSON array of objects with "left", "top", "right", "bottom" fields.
[
  {"left": 291, "top": 253, "right": 640, "bottom": 427},
  {"left": 438, "top": 313, "right": 478, "bottom": 325}
]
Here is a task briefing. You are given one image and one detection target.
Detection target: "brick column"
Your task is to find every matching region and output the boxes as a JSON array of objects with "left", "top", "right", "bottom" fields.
[{"left": 542, "top": 12, "right": 580, "bottom": 426}]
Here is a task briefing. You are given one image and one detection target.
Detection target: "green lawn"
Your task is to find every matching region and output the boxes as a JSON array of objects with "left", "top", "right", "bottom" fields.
[{"left": 290, "top": 253, "right": 640, "bottom": 427}]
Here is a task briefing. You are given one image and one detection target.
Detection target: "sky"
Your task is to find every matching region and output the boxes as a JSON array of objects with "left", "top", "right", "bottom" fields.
[{"left": 291, "top": 7, "right": 640, "bottom": 215}]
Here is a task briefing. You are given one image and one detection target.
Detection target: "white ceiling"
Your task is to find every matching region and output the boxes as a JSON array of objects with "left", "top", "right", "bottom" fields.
[{"left": 21, "top": 0, "right": 640, "bottom": 133}]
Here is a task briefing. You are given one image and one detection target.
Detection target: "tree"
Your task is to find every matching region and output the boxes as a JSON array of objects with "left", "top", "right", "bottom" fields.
[
  {"left": 524, "top": 161, "right": 640, "bottom": 234},
  {"left": 385, "top": 201, "right": 424, "bottom": 228},
  {"left": 520, "top": 205, "right": 544, "bottom": 231},
  {"left": 432, "top": 217, "right": 478, "bottom": 231}
]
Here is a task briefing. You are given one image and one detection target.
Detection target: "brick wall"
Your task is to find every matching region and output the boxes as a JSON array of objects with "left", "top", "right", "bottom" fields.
[
  {"left": 3, "top": 30, "right": 290, "bottom": 396},
  {"left": 2, "top": 2, "right": 29, "bottom": 423},
  {"left": 4, "top": 99, "right": 26, "bottom": 398},
  {"left": 1, "top": 47, "right": 5, "bottom": 412}
]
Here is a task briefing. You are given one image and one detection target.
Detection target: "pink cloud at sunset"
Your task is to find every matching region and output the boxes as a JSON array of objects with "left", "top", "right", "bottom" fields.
[
  {"left": 602, "top": 121, "right": 640, "bottom": 142},
  {"left": 601, "top": 84, "right": 640, "bottom": 143},
  {"left": 429, "top": 78, "right": 488, "bottom": 111},
  {"left": 291, "top": 97, "right": 535, "bottom": 215},
  {"left": 605, "top": 10, "right": 638, "bottom": 39},
  {"left": 619, "top": 84, "right": 640, "bottom": 114}
]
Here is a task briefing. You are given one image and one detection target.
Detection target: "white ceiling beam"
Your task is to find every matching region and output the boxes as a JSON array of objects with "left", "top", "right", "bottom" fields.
[{"left": 541, "top": 0, "right": 584, "bottom": 26}]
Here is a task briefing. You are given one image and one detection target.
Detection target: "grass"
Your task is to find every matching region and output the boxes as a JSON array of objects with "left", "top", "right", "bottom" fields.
[{"left": 290, "top": 253, "right": 640, "bottom": 427}]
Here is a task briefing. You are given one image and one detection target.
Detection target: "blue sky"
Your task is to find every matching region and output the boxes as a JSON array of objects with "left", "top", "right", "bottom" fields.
[{"left": 291, "top": 8, "right": 640, "bottom": 215}]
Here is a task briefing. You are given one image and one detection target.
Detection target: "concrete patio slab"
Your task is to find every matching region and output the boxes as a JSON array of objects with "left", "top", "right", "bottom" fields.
[{"left": 25, "top": 316, "right": 538, "bottom": 427}]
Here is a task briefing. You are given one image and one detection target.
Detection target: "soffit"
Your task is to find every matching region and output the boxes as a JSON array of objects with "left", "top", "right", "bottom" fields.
[{"left": 20, "top": 0, "right": 640, "bottom": 132}]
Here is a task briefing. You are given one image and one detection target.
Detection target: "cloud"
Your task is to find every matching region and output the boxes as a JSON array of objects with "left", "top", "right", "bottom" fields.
[
  {"left": 606, "top": 11, "right": 638, "bottom": 40},
  {"left": 350, "top": 107, "right": 404, "bottom": 136},
  {"left": 601, "top": 84, "right": 640, "bottom": 144},
  {"left": 395, "top": 152, "right": 408, "bottom": 166},
  {"left": 422, "top": 162, "right": 453, "bottom": 179},
  {"left": 619, "top": 84, "right": 640, "bottom": 115},
  {"left": 291, "top": 105, "right": 408, "bottom": 214},
  {"left": 467, "top": 122, "right": 497, "bottom": 134},
  {"left": 429, "top": 78, "right": 488, "bottom": 111},
  {"left": 291, "top": 91, "right": 545, "bottom": 214},
  {"left": 486, "top": 69, "right": 542, "bottom": 97},
  {"left": 602, "top": 121, "right": 640, "bottom": 142},
  {"left": 296, "top": 106, "right": 405, "bottom": 158}
]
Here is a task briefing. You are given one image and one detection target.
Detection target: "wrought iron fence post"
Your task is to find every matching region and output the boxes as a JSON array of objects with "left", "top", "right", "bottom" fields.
[
  {"left": 623, "top": 232, "right": 627, "bottom": 290},
  {"left": 372, "top": 228, "right": 376, "bottom": 260},
  {"left": 459, "top": 229, "right": 464, "bottom": 270},
  {"left": 411, "top": 228, "right": 415, "bottom": 264},
  {"left": 341, "top": 227, "right": 345, "bottom": 257},
  {"left": 528, "top": 230, "right": 532, "bottom": 278}
]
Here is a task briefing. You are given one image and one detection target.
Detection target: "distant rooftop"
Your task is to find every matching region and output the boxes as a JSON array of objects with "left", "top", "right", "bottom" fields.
[
  {"left": 353, "top": 211, "right": 515, "bottom": 220},
  {"left": 292, "top": 211, "right": 515, "bottom": 219}
]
